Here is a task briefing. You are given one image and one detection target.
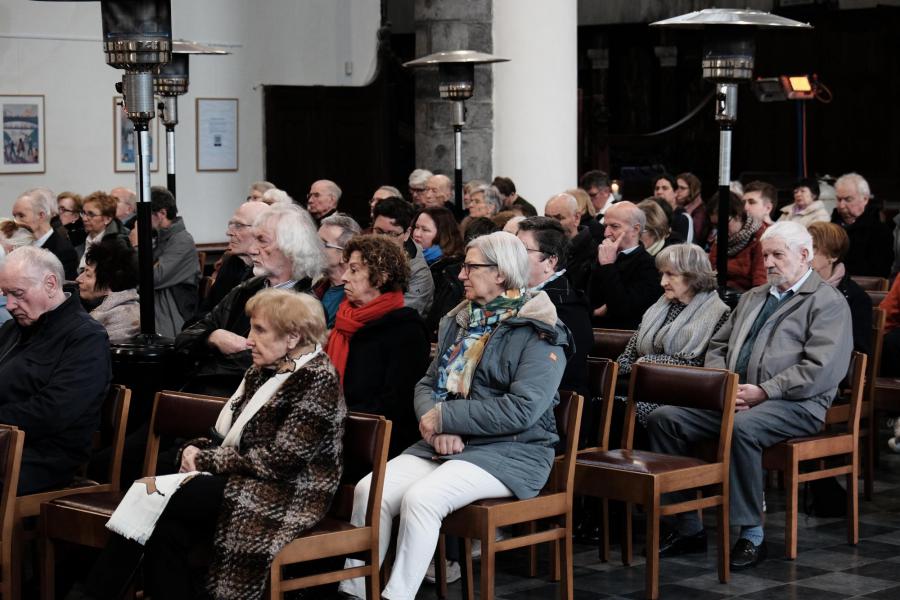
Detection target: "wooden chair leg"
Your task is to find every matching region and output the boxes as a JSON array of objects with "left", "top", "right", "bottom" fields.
[
  {"left": 645, "top": 495, "right": 660, "bottom": 600},
  {"left": 480, "top": 532, "right": 496, "bottom": 600},
  {"left": 864, "top": 423, "right": 874, "bottom": 501},
  {"left": 436, "top": 534, "right": 447, "bottom": 599},
  {"left": 40, "top": 534, "right": 55, "bottom": 600},
  {"left": 559, "top": 512, "right": 573, "bottom": 600},
  {"left": 268, "top": 559, "right": 281, "bottom": 600},
  {"left": 784, "top": 457, "right": 799, "bottom": 560},
  {"left": 550, "top": 536, "right": 560, "bottom": 582},
  {"left": 11, "top": 520, "right": 24, "bottom": 600},
  {"left": 716, "top": 489, "right": 730, "bottom": 584},
  {"left": 460, "top": 537, "right": 474, "bottom": 600},
  {"left": 599, "top": 498, "right": 610, "bottom": 562},
  {"left": 849, "top": 460, "right": 859, "bottom": 546},
  {"left": 622, "top": 502, "right": 633, "bottom": 566},
  {"left": 527, "top": 522, "right": 539, "bottom": 577}
]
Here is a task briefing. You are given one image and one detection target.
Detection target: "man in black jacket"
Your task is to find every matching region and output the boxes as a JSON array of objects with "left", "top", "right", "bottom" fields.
[
  {"left": 12, "top": 187, "right": 78, "bottom": 280},
  {"left": 831, "top": 172, "right": 893, "bottom": 278},
  {"left": 544, "top": 192, "right": 597, "bottom": 294},
  {"left": 589, "top": 201, "right": 662, "bottom": 329},
  {"left": 0, "top": 246, "right": 111, "bottom": 494},
  {"left": 175, "top": 204, "right": 325, "bottom": 396}
]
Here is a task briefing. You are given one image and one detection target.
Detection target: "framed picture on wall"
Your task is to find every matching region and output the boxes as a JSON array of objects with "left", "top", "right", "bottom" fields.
[
  {"left": 113, "top": 96, "right": 158, "bottom": 172},
  {"left": 1, "top": 94, "right": 45, "bottom": 174},
  {"left": 196, "top": 97, "right": 238, "bottom": 171}
]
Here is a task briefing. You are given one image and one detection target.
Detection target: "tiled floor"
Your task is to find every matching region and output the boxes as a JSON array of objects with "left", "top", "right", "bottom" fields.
[{"left": 413, "top": 447, "right": 900, "bottom": 599}]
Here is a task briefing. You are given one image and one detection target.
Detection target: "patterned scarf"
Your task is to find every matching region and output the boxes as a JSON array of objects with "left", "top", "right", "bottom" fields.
[
  {"left": 436, "top": 289, "right": 527, "bottom": 399},
  {"left": 325, "top": 290, "right": 405, "bottom": 384},
  {"left": 727, "top": 216, "right": 763, "bottom": 257}
]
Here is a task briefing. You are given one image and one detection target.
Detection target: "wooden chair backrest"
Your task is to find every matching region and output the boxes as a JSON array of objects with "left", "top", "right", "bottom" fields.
[
  {"left": 143, "top": 390, "right": 227, "bottom": 477},
  {"left": 867, "top": 290, "right": 888, "bottom": 306},
  {"left": 339, "top": 413, "right": 391, "bottom": 536},
  {"left": 590, "top": 328, "right": 635, "bottom": 360},
  {"left": 587, "top": 357, "right": 619, "bottom": 450},
  {"left": 625, "top": 363, "right": 738, "bottom": 467},
  {"left": 826, "top": 352, "right": 867, "bottom": 434},
  {"left": 0, "top": 425, "right": 24, "bottom": 573},
  {"left": 852, "top": 276, "right": 889, "bottom": 291},
  {"left": 548, "top": 391, "right": 584, "bottom": 499},
  {"left": 868, "top": 308, "right": 887, "bottom": 405},
  {"left": 101, "top": 385, "right": 132, "bottom": 491}
]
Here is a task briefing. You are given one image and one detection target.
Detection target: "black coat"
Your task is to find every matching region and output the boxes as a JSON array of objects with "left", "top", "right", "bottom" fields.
[
  {"left": 342, "top": 307, "right": 430, "bottom": 458},
  {"left": 832, "top": 204, "right": 894, "bottom": 278},
  {"left": 541, "top": 275, "right": 592, "bottom": 401},
  {"left": 0, "top": 294, "right": 111, "bottom": 494},
  {"left": 201, "top": 253, "right": 253, "bottom": 315},
  {"left": 565, "top": 227, "right": 598, "bottom": 294},
  {"left": 40, "top": 230, "right": 78, "bottom": 281},
  {"left": 425, "top": 255, "right": 464, "bottom": 340},
  {"left": 837, "top": 269, "right": 873, "bottom": 355},
  {"left": 175, "top": 276, "right": 313, "bottom": 396},
  {"left": 589, "top": 244, "right": 662, "bottom": 330}
]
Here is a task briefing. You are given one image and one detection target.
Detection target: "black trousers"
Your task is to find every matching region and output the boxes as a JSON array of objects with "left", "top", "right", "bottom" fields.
[{"left": 82, "top": 474, "right": 226, "bottom": 600}]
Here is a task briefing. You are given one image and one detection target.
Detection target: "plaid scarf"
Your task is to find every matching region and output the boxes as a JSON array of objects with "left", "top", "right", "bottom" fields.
[{"left": 435, "top": 289, "right": 527, "bottom": 399}]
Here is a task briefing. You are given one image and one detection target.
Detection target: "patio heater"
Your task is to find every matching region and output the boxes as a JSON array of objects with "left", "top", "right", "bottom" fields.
[
  {"left": 651, "top": 9, "right": 811, "bottom": 293},
  {"left": 155, "top": 41, "right": 229, "bottom": 197},
  {"left": 404, "top": 50, "right": 508, "bottom": 210}
]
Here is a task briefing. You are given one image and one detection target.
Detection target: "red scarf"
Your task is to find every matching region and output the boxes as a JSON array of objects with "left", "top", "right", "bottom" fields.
[{"left": 325, "top": 290, "right": 405, "bottom": 384}]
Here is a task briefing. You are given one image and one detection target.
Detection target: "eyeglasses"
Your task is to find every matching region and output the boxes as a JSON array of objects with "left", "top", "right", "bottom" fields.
[
  {"left": 460, "top": 262, "right": 497, "bottom": 275},
  {"left": 58, "top": 207, "right": 78, "bottom": 215},
  {"left": 373, "top": 227, "right": 406, "bottom": 238},
  {"left": 80, "top": 210, "right": 102, "bottom": 218},
  {"left": 322, "top": 241, "right": 344, "bottom": 251},
  {"left": 227, "top": 220, "right": 252, "bottom": 231},
  {"left": 409, "top": 187, "right": 427, "bottom": 195},
  {"left": 307, "top": 192, "right": 327, "bottom": 200}
]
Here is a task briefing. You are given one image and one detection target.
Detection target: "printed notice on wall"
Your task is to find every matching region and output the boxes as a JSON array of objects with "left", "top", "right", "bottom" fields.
[{"left": 196, "top": 98, "right": 238, "bottom": 171}]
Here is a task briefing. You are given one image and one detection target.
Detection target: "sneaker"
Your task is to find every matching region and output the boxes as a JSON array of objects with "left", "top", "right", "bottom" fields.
[
  {"left": 889, "top": 437, "right": 900, "bottom": 453},
  {"left": 424, "top": 559, "right": 461, "bottom": 584}
]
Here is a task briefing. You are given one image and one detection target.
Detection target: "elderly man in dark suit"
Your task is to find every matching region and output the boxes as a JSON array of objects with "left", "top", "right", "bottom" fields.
[{"left": 12, "top": 187, "right": 78, "bottom": 280}]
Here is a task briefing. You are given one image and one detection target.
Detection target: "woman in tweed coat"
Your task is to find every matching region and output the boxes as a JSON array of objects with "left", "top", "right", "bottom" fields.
[{"left": 69, "top": 289, "right": 345, "bottom": 600}]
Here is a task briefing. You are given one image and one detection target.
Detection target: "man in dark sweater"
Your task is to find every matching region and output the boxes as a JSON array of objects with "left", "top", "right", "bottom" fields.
[
  {"left": 0, "top": 246, "right": 110, "bottom": 493},
  {"left": 831, "top": 172, "right": 893, "bottom": 278},
  {"left": 589, "top": 201, "right": 662, "bottom": 329}
]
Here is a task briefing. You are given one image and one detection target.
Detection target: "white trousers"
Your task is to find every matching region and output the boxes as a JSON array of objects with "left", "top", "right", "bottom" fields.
[{"left": 338, "top": 454, "right": 512, "bottom": 600}]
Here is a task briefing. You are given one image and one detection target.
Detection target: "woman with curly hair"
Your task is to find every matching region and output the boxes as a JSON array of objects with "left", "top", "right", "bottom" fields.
[{"left": 325, "top": 234, "right": 430, "bottom": 456}]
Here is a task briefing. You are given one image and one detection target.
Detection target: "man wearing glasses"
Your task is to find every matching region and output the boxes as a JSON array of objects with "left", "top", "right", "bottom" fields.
[
  {"left": 408, "top": 168, "right": 433, "bottom": 209},
  {"left": 315, "top": 213, "right": 362, "bottom": 328},
  {"left": 372, "top": 197, "right": 434, "bottom": 318},
  {"left": 306, "top": 179, "right": 341, "bottom": 225},
  {"left": 579, "top": 169, "right": 613, "bottom": 224}
]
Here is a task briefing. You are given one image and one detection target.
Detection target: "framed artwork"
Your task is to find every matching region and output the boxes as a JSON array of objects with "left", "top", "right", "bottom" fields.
[
  {"left": 1, "top": 95, "right": 45, "bottom": 174},
  {"left": 114, "top": 96, "right": 158, "bottom": 172},
  {"left": 196, "top": 97, "right": 238, "bottom": 171}
]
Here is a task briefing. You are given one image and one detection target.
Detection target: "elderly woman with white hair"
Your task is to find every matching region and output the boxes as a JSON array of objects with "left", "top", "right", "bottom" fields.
[
  {"left": 339, "top": 231, "right": 572, "bottom": 600},
  {"left": 466, "top": 183, "right": 504, "bottom": 219}
]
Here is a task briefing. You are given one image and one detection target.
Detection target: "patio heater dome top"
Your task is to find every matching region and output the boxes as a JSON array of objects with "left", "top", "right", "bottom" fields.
[
  {"left": 403, "top": 50, "right": 509, "bottom": 67},
  {"left": 172, "top": 39, "right": 230, "bottom": 55},
  {"left": 650, "top": 8, "right": 812, "bottom": 29}
]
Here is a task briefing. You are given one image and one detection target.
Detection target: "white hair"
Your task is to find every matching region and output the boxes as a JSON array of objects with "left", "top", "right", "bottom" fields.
[
  {"left": 503, "top": 215, "right": 527, "bottom": 234},
  {"left": 607, "top": 201, "right": 646, "bottom": 233},
  {"left": 475, "top": 183, "right": 503, "bottom": 215},
  {"left": 320, "top": 213, "right": 361, "bottom": 246},
  {"left": 261, "top": 188, "right": 293, "bottom": 205},
  {"left": 254, "top": 204, "right": 326, "bottom": 281},
  {"left": 761, "top": 220, "right": 814, "bottom": 262},
  {"left": 548, "top": 192, "right": 578, "bottom": 213},
  {"left": 466, "top": 231, "right": 529, "bottom": 291},
  {"left": 835, "top": 172, "right": 871, "bottom": 199},
  {"left": 377, "top": 185, "right": 402, "bottom": 198},
  {"left": 409, "top": 169, "right": 433, "bottom": 188},
  {"left": 1, "top": 245, "right": 65, "bottom": 286},
  {"left": 20, "top": 187, "right": 55, "bottom": 219}
]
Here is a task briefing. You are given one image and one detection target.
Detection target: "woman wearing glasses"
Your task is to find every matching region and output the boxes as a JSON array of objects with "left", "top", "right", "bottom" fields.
[
  {"left": 340, "top": 231, "right": 571, "bottom": 600},
  {"left": 57, "top": 191, "right": 86, "bottom": 247},
  {"left": 74, "top": 191, "right": 131, "bottom": 271},
  {"left": 325, "top": 234, "right": 430, "bottom": 458}
]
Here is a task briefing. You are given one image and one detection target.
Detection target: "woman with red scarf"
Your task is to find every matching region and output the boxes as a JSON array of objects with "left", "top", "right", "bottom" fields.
[{"left": 326, "top": 234, "right": 430, "bottom": 457}]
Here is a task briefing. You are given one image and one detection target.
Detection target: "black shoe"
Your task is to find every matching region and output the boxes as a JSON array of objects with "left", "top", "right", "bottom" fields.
[
  {"left": 730, "top": 538, "right": 767, "bottom": 570},
  {"left": 657, "top": 529, "right": 707, "bottom": 557}
]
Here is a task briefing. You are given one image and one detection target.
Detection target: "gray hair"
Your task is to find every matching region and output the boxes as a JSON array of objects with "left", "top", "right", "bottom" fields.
[
  {"left": 254, "top": 204, "right": 326, "bottom": 281},
  {"left": 408, "top": 168, "right": 433, "bottom": 188},
  {"left": 249, "top": 181, "right": 275, "bottom": 195},
  {"left": 466, "top": 231, "right": 529, "bottom": 291},
  {"left": 835, "top": 172, "right": 871, "bottom": 199},
  {"left": 606, "top": 201, "right": 646, "bottom": 233},
  {"left": 320, "top": 212, "right": 361, "bottom": 247},
  {"left": 475, "top": 183, "right": 503, "bottom": 215},
  {"left": 1, "top": 245, "right": 65, "bottom": 286},
  {"left": 0, "top": 218, "right": 36, "bottom": 249},
  {"left": 761, "top": 220, "right": 814, "bottom": 262},
  {"left": 261, "top": 188, "right": 293, "bottom": 205},
  {"left": 377, "top": 185, "right": 402, "bottom": 198},
  {"left": 20, "top": 187, "right": 55, "bottom": 219},
  {"left": 655, "top": 244, "right": 717, "bottom": 294},
  {"left": 548, "top": 192, "right": 578, "bottom": 213},
  {"left": 319, "top": 179, "right": 342, "bottom": 202}
]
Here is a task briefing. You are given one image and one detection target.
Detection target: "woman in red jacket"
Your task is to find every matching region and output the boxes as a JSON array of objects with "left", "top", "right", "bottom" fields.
[{"left": 708, "top": 191, "right": 767, "bottom": 292}]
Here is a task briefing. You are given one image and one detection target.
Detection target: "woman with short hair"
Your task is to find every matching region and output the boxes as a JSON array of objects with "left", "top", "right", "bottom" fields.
[
  {"left": 76, "top": 191, "right": 131, "bottom": 269},
  {"left": 76, "top": 238, "right": 140, "bottom": 343},
  {"left": 637, "top": 198, "right": 680, "bottom": 256},
  {"left": 708, "top": 191, "right": 768, "bottom": 292},
  {"left": 779, "top": 178, "right": 829, "bottom": 226},
  {"left": 57, "top": 191, "right": 86, "bottom": 247},
  {"left": 340, "top": 231, "right": 571, "bottom": 600},
  {"left": 325, "top": 234, "right": 430, "bottom": 457},
  {"left": 413, "top": 206, "right": 466, "bottom": 338}
]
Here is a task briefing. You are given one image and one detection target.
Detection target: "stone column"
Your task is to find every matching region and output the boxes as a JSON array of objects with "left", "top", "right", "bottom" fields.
[
  {"left": 492, "top": 0, "right": 577, "bottom": 214},
  {"left": 413, "top": 0, "right": 494, "bottom": 182}
]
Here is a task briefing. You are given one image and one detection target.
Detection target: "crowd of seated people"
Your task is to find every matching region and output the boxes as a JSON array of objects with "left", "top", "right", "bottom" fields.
[{"left": 1, "top": 163, "right": 899, "bottom": 599}]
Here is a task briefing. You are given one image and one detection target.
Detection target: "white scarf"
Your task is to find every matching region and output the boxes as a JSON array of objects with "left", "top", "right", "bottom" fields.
[{"left": 215, "top": 345, "right": 322, "bottom": 448}]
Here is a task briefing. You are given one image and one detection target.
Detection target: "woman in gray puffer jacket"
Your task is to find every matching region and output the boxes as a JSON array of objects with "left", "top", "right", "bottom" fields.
[{"left": 340, "top": 231, "right": 572, "bottom": 600}]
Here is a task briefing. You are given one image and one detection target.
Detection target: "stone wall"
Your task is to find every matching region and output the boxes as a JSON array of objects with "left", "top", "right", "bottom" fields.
[{"left": 413, "top": 0, "right": 494, "bottom": 182}]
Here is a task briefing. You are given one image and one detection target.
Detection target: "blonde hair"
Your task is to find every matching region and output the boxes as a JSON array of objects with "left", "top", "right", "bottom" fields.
[
  {"left": 245, "top": 289, "right": 327, "bottom": 346},
  {"left": 568, "top": 188, "right": 596, "bottom": 217}
]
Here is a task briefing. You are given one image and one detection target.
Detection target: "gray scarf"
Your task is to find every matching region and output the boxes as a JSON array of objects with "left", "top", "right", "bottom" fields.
[{"left": 635, "top": 290, "right": 730, "bottom": 360}]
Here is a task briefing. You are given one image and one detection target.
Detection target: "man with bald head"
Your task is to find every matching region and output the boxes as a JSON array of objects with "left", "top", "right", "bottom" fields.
[
  {"left": 545, "top": 192, "right": 596, "bottom": 292},
  {"left": 425, "top": 174, "right": 464, "bottom": 220},
  {"left": 0, "top": 246, "right": 110, "bottom": 493},
  {"left": 588, "top": 201, "right": 661, "bottom": 328},
  {"left": 110, "top": 187, "right": 137, "bottom": 229},
  {"left": 307, "top": 179, "right": 341, "bottom": 225},
  {"left": 200, "top": 201, "right": 271, "bottom": 312}
]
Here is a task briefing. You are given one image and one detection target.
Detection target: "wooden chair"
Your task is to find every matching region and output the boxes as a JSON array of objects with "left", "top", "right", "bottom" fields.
[
  {"left": 762, "top": 351, "right": 866, "bottom": 559},
  {"left": 39, "top": 390, "right": 224, "bottom": 600},
  {"left": 435, "top": 391, "right": 583, "bottom": 600},
  {"left": 197, "top": 250, "right": 207, "bottom": 276},
  {"left": 575, "top": 363, "right": 738, "bottom": 600},
  {"left": 13, "top": 385, "right": 131, "bottom": 599},
  {"left": 268, "top": 413, "right": 392, "bottom": 600},
  {"left": 591, "top": 328, "right": 634, "bottom": 360},
  {"left": 852, "top": 276, "right": 889, "bottom": 291},
  {"left": 860, "top": 308, "right": 886, "bottom": 500},
  {"left": 0, "top": 426, "right": 25, "bottom": 600},
  {"left": 867, "top": 290, "right": 888, "bottom": 307}
]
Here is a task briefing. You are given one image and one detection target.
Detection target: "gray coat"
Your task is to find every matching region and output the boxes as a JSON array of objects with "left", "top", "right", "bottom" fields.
[
  {"left": 705, "top": 270, "right": 853, "bottom": 421},
  {"left": 406, "top": 291, "right": 570, "bottom": 499},
  {"left": 152, "top": 217, "right": 200, "bottom": 338},
  {"left": 405, "top": 241, "right": 434, "bottom": 318}
]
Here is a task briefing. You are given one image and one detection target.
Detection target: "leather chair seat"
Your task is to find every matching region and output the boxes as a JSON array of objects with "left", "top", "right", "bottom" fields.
[
  {"left": 48, "top": 491, "right": 124, "bottom": 515},
  {"left": 577, "top": 448, "right": 709, "bottom": 475}
]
